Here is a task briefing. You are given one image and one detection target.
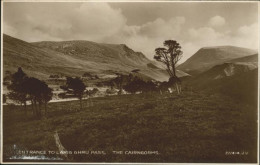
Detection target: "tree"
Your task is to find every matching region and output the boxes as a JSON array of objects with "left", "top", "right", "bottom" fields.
[
  {"left": 123, "top": 76, "right": 149, "bottom": 94},
  {"left": 65, "top": 77, "right": 86, "bottom": 110},
  {"left": 8, "top": 68, "right": 53, "bottom": 118},
  {"left": 7, "top": 67, "right": 29, "bottom": 113},
  {"left": 168, "top": 76, "right": 182, "bottom": 94},
  {"left": 114, "top": 73, "right": 130, "bottom": 95},
  {"left": 114, "top": 73, "right": 123, "bottom": 95},
  {"left": 154, "top": 40, "right": 183, "bottom": 94},
  {"left": 42, "top": 87, "right": 53, "bottom": 115},
  {"left": 142, "top": 81, "right": 157, "bottom": 93},
  {"left": 25, "top": 77, "right": 53, "bottom": 118}
]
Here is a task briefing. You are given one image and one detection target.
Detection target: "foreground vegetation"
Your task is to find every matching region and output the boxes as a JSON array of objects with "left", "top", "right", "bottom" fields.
[{"left": 3, "top": 91, "right": 257, "bottom": 163}]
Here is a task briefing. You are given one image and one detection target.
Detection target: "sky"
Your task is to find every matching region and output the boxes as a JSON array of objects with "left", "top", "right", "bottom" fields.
[{"left": 3, "top": 2, "right": 259, "bottom": 63}]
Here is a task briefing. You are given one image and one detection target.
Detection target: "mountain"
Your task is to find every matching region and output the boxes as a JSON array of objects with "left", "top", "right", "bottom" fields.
[
  {"left": 182, "top": 53, "right": 258, "bottom": 105},
  {"left": 177, "top": 46, "right": 257, "bottom": 75},
  {"left": 192, "top": 62, "right": 257, "bottom": 81},
  {"left": 188, "top": 68, "right": 258, "bottom": 105},
  {"left": 4, "top": 34, "right": 189, "bottom": 82},
  {"left": 184, "top": 52, "right": 258, "bottom": 85}
]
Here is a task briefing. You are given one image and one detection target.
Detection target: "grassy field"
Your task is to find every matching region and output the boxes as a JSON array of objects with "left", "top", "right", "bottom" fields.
[{"left": 3, "top": 91, "right": 258, "bottom": 163}]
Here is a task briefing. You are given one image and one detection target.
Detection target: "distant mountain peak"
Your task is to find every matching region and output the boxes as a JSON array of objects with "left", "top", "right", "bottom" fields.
[
  {"left": 177, "top": 45, "right": 257, "bottom": 75},
  {"left": 202, "top": 45, "right": 240, "bottom": 49}
]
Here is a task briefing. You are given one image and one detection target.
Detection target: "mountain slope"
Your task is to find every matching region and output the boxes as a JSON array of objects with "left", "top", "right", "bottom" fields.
[
  {"left": 195, "top": 61, "right": 257, "bottom": 81},
  {"left": 4, "top": 34, "right": 179, "bottom": 81},
  {"left": 3, "top": 34, "right": 85, "bottom": 78},
  {"left": 227, "top": 54, "right": 258, "bottom": 63},
  {"left": 182, "top": 57, "right": 258, "bottom": 105},
  {"left": 197, "top": 69, "right": 258, "bottom": 105},
  {"left": 177, "top": 46, "right": 257, "bottom": 75}
]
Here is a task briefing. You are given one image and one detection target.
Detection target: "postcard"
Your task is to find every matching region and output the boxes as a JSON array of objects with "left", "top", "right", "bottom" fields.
[{"left": 1, "top": 0, "right": 259, "bottom": 164}]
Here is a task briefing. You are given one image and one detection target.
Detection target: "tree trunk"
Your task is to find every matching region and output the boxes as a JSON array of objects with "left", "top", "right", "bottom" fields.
[
  {"left": 90, "top": 98, "right": 93, "bottom": 107},
  {"left": 80, "top": 98, "right": 82, "bottom": 111},
  {"left": 173, "top": 67, "right": 176, "bottom": 77},
  {"left": 86, "top": 98, "right": 89, "bottom": 108},
  {"left": 175, "top": 83, "right": 180, "bottom": 95},
  {"left": 38, "top": 102, "right": 42, "bottom": 118},
  {"left": 31, "top": 99, "right": 34, "bottom": 116},
  {"left": 23, "top": 101, "right": 27, "bottom": 115},
  {"left": 44, "top": 102, "right": 47, "bottom": 116},
  {"left": 33, "top": 99, "right": 37, "bottom": 117}
]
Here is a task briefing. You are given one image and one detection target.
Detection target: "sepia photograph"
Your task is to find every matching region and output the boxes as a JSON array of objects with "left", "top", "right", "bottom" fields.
[{"left": 1, "top": 0, "right": 259, "bottom": 164}]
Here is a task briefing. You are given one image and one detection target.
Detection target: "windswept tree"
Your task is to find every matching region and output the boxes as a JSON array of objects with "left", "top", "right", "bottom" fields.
[
  {"left": 154, "top": 40, "right": 183, "bottom": 94},
  {"left": 65, "top": 77, "right": 86, "bottom": 110}
]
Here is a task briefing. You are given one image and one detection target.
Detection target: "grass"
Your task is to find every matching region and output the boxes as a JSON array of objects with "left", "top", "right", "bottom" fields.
[{"left": 3, "top": 91, "right": 258, "bottom": 163}]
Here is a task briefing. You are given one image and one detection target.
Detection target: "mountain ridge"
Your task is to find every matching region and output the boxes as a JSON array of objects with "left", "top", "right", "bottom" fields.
[{"left": 4, "top": 34, "right": 188, "bottom": 82}]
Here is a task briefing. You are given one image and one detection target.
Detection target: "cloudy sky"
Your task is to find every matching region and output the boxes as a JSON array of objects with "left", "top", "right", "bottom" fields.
[{"left": 3, "top": 2, "right": 258, "bottom": 63}]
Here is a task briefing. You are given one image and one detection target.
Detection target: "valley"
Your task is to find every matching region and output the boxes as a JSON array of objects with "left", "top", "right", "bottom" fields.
[{"left": 2, "top": 34, "right": 258, "bottom": 163}]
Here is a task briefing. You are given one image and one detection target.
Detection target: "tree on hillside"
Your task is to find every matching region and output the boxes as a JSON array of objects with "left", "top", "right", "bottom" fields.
[
  {"left": 8, "top": 68, "right": 53, "bottom": 118},
  {"left": 114, "top": 73, "right": 123, "bottom": 95},
  {"left": 154, "top": 40, "right": 183, "bottom": 94},
  {"left": 25, "top": 77, "right": 53, "bottom": 118},
  {"left": 42, "top": 87, "right": 53, "bottom": 115},
  {"left": 142, "top": 81, "right": 157, "bottom": 93},
  {"left": 123, "top": 77, "right": 143, "bottom": 94},
  {"left": 65, "top": 77, "right": 86, "bottom": 110},
  {"left": 168, "top": 76, "right": 182, "bottom": 94},
  {"left": 114, "top": 73, "right": 131, "bottom": 95},
  {"left": 7, "top": 67, "right": 29, "bottom": 113}
]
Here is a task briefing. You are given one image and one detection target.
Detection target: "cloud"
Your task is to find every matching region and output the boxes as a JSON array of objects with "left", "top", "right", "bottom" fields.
[
  {"left": 3, "top": 23, "right": 17, "bottom": 37},
  {"left": 139, "top": 17, "right": 185, "bottom": 38},
  {"left": 105, "top": 16, "right": 186, "bottom": 59},
  {"left": 209, "top": 15, "right": 226, "bottom": 27},
  {"left": 3, "top": 3, "right": 258, "bottom": 64},
  {"left": 180, "top": 22, "right": 258, "bottom": 63},
  {"left": 4, "top": 3, "right": 126, "bottom": 42},
  {"left": 231, "top": 23, "right": 258, "bottom": 49}
]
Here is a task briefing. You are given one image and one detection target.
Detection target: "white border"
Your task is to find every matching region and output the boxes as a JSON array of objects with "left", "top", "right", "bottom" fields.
[
  {"left": 1, "top": 0, "right": 259, "bottom": 164},
  {"left": 1, "top": 0, "right": 260, "bottom": 2}
]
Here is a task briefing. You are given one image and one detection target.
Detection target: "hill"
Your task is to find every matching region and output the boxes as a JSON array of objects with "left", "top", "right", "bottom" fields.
[
  {"left": 3, "top": 91, "right": 257, "bottom": 162},
  {"left": 4, "top": 34, "right": 180, "bottom": 82},
  {"left": 194, "top": 61, "right": 257, "bottom": 80},
  {"left": 177, "top": 46, "right": 257, "bottom": 75},
  {"left": 184, "top": 66, "right": 258, "bottom": 105}
]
